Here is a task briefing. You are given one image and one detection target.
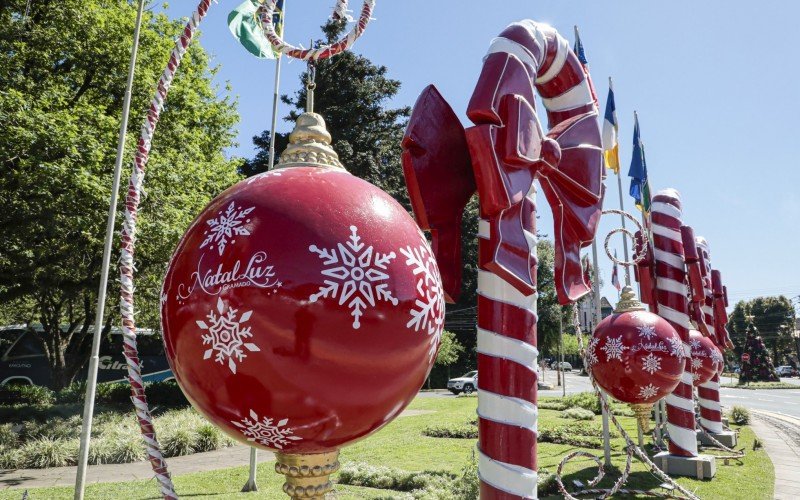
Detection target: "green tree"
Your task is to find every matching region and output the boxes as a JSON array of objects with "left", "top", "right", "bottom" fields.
[
  {"left": 536, "top": 241, "right": 576, "bottom": 356},
  {"left": 0, "top": 0, "right": 242, "bottom": 388},
  {"left": 728, "top": 297, "right": 794, "bottom": 363},
  {"left": 435, "top": 330, "right": 465, "bottom": 369}
]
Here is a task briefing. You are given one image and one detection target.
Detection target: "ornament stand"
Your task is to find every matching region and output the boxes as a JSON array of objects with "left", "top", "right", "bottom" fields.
[{"left": 555, "top": 287, "right": 701, "bottom": 500}]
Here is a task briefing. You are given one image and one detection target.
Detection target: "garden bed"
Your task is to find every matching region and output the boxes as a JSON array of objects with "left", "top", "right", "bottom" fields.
[{"left": 1, "top": 393, "right": 775, "bottom": 499}]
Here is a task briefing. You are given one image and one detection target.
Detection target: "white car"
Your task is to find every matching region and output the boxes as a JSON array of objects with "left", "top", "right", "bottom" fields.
[
  {"left": 447, "top": 370, "right": 477, "bottom": 395},
  {"left": 776, "top": 365, "right": 797, "bottom": 377}
]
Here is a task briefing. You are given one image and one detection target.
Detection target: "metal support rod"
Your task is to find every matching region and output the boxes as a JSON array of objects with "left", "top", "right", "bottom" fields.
[
  {"left": 267, "top": 55, "right": 283, "bottom": 170},
  {"left": 241, "top": 447, "right": 258, "bottom": 492},
  {"left": 609, "top": 77, "right": 631, "bottom": 286},
  {"left": 74, "top": 1, "right": 145, "bottom": 498},
  {"left": 592, "top": 240, "right": 612, "bottom": 467},
  {"left": 559, "top": 311, "right": 566, "bottom": 397}
]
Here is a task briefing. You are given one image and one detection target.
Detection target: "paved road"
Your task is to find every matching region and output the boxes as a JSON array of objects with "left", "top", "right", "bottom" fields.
[
  {"left": 425, "top": 372, "right": 800, "bottom": 420},
  {"left": 720, "top": 383, "right": 800, "bottom": 419}
]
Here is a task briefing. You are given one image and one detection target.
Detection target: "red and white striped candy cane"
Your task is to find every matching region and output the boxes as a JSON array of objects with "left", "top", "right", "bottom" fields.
[
  {"left": 651, "top": 189, "right": 698, "bottom": 458},
  {"left": 119, "top": 1, "right": 212, "bottom": 498},
  {"left": 260, "top": 0, "right": 376, "bottom": 61},
  {"left": 695, "top": 237, "right": 723, "bottom": 434},
  {"left": 471, "top": 21, "right": 600, "bottom": 498}
]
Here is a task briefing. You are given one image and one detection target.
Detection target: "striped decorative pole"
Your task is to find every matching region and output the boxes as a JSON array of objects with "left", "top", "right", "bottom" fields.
[
  {"left": 119, "top": 1, "right": 213, "bottom": 498},
  {"left": 695, "top": 238, "right": 724, "bottom": 434},
  {"left": 476, "top": 201, "right": 540, "bottom": 499},
  {"left": 650, "top": 189, "right": 698, "bottom": 458}
]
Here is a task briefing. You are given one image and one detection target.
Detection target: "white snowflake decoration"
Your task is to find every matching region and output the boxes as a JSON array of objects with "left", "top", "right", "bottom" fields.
[
  {"left": 689, "top": 338, "right": 702, "bottom": 350},
  {"left": 586, "top": 337, "right": 600, "bottom": 366},
  {"left": 637, "top": 324, "right": 657, "bottom": 341},
  {"left": 667, "top": 336, "right": 684, "bottom": 358},
  {"left": 642, "top": 353, "right": 662, "bottom": 375},
  {"left": 639, "top": 384, "right": 658, "bottom": 399},
  {"left": 710, "top": 348, "right": 724, "bottom": 365},
  {"left": 400, "top": 244, "right": 445, "bottom": 360},
  {"left": 200, "top": 202, "right": 255, "bottom": 255},
  {"left": 601, "top": 335, "right": 628, "bottom": 362},
  {"left": 196, "top": 298, "right": 260, "bottom": 374},
  {"left": 232, "top": 409, "right": 302, "bottom": 450},
  {"left": 692, "top": 371, "right": 701, "bottom": 382},
  {"left": 691, "top": 358, "right": 703, "bottom": 369},
  {"left": 309, "top": 225, "right": 398, "bottom": 329},
  {"left": 245, "top": 170, "right": 283, "bottom": 185}
]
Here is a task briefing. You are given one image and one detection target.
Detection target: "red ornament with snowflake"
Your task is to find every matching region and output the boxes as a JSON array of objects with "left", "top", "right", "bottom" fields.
[
  {"left": 589, "top": 308, "right": 685, "bottom": 404},
  {"left": 161, "top": 164, "right": 444, "bottom": 453},
  {"left": 689, "top": 330, "right": 720, "bottom": 386}
]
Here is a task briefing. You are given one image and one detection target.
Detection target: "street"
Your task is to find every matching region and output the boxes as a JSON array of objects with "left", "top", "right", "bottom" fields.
[{"left": 424, "top": 371, "right": 800, "bottom": 420}]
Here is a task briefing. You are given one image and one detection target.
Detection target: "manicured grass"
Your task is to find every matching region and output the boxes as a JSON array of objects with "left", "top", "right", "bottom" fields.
[
  {"left": 1, "top": 395, "right": 774, "bottom": 499},
  {"left": 721, "top": 381, "right": 799, "bottom": 389}
]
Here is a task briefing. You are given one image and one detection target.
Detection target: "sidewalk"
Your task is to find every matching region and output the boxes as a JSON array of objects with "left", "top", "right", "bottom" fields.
[
  {"left": 0, "top": 408, "right": 432, "bottom": 491},
  {"left": 750, "top": 410, "right": 800, "bottom": 499}
]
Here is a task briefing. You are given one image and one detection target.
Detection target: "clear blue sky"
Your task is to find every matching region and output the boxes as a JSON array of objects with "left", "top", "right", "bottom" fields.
[{"left": 164, "top": 0, "right": 800, "bottom": 310}]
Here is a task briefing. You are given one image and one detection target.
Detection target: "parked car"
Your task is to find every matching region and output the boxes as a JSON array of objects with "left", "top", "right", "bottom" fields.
[
  {"left": 776, "top": 365, "right": 798, "bottom": 377},
  {"left": 447, "top": 370, "right": 477, "bottom": 395},
  {"left": 550, "top": 361, "right": 573, "bottom": 371},
  {"left": 0, "top": 325, "right": 173, "bottom": 388}
]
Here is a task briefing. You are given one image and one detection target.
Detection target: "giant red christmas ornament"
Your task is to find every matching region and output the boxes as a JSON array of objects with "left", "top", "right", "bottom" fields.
[
  {"left": 589, "top": 287, "right": 685, "bottom": 425},
  {"left": 161, "top": 114, "right": 443, "bottom": 463},
  {"left": 689, "top": 330, "right": 721, "bottom": 386}
]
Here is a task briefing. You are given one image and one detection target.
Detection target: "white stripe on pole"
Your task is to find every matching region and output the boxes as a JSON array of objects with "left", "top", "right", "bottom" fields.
[{"left": 74, "top": 2, "right": 145, "bottom": 498}]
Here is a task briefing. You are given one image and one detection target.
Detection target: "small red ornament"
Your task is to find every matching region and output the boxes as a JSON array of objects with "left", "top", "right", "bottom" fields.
[
  {"left": 589, "top": 287, "right": 685, "bottom": 406},
  {"left": 161, "top": 114, "right": 443, "bottom": 456},
  {"left": 689, "top": 330, "right": 721, "bottom": 386}
]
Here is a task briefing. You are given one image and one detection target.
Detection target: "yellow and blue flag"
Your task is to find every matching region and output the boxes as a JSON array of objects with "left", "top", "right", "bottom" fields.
[
  {"left": 228, "top": 0, "right": 284, "bottom": 59},
  {"left": 628, "top": 113, "right": 651, "bottom": 213},
  {"left": 602, "top": 84, "right": 620, "bottom": 173}
]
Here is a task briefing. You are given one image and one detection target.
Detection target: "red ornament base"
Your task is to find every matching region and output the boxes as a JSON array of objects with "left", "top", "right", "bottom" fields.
[
  {"left": 689, "top": 330, "right": 721, "bottom": 386},
  {"left": 161, "top": 167, "right": 444, "bottom": 453}
]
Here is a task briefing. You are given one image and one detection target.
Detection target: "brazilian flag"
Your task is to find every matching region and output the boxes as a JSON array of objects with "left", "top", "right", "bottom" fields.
[{"left": 228, "top": 0, "right": 284, "bottom": 59}]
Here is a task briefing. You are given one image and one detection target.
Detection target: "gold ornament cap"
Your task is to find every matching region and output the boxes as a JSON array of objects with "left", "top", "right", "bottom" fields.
[
  {"left": 629, "top": 403, "right": 653, "bottom": 433},
  {"left": 614, "top": 285, "right": 647, "bottom": 313},
  {"left": 276, "top": 112, "right": 345, "bottom": 170}
]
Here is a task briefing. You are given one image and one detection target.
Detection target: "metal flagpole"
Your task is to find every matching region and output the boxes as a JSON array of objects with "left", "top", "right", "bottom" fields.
[
  {"left": 559, "top": 311, "right": 566, "bottom": 397},
  {"left": 244, "top": 2, "right": 288, "bottom": 490},
  {"left": 591, "top": 240, "right": 612, "bottom": 467},
  {"left": 609, "top": 77, "right": 631, "bottom": 286},
  {"left": 267, "top": 4, "right": 286, "bottom": 170},
  {"left": 74, "top": 1, "right": 145, "bottom": 498}
]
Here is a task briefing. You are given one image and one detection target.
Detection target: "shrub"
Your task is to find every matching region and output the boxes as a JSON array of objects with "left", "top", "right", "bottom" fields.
[
  {"left": 0, "top": 423, "right": 18, "bottom": 448},
  {"left": 0, "top": 448, "right": 21, "bottom": 469},
  {"left": 146, "top": 381, "right": 189, "bottom": 408},
  {"left": 337, "top": 462, "right": 453, "bottom": 492},
  {"left": 19, "top": 437, "right": 77, "bottom": 468},
  {"left": 422, "top": 423, "right": 477, "bottom": 439},
  {"left": 752, "top": 437, "right": 763, "bottom": 450},
  {"left": 537, "top": 399, "right": 569, "bottom": 411},
  {"left": 562, "top": 408, "right": 595, "bottom": 421},
  {"left": 730, "top": 406, "right": 750, "bottom": 425},
  {"left": 162, "top": 427, "right": 196, "bottom": 457},
  {"left": 537, "top": 468, "right": 558, "bottom": 496},
  {"left": 563, "top": 392, "right": 601, "bottom": 415},
  {"left": 539, "top": 421, "right": 618, "bottom": 448},
  {"left": 0, "top": 385, "right": 55, "bottom": 407},
  {"left": 449, "top": 451, "right": 479, "bottom": 500}
]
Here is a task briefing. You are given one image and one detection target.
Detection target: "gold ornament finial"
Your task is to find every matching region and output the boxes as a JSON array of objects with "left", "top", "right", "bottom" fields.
[
  {"left": 275, "top": 450, "right": 340, "bottom": 499},
  {"left": 629, "top": 403, "right": 653, "bottom": 433},
  {"left": 276, "top": 112, "right": 345, "bottom": 170},
  {"left": 614, "top": 285, "right": 647, "bottom": 313}
]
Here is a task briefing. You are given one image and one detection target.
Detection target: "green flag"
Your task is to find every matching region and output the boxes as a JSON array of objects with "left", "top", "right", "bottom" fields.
[{"left": 228, "top": 0, "right": 283, "bottom": 59}]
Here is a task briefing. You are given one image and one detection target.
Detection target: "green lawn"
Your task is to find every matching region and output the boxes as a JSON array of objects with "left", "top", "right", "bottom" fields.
[{"left": 1, "top": 395, "right": 774, "bottom": 499}]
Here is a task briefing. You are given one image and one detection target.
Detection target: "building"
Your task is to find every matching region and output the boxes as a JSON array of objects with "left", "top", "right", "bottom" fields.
[{"left": 577, "top": 296, "right": 614, "bottom": 333}]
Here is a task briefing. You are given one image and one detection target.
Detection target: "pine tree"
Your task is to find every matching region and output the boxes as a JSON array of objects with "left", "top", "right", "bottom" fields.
[
  {"left": 740, "top": 317, "right": 780, "bottom": 383},
  {"left": 242, "top": 20, "right": 410, "bottom": 203}
]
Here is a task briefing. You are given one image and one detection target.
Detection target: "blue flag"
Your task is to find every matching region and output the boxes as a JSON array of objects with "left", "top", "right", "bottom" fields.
[{"left": 628, "top": 114, "right": 651, "bottom": 212}]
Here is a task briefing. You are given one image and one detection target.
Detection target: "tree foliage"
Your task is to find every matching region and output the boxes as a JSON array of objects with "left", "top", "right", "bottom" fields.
[
  {"left": 727, "top": 296, "right": 795, "bottom": 363},
  {"left": 434, "top": 330, "right": 464, "bottom": 367},
  {"left": 0, "top": 0, "right": 242, "bottom": 388}
]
